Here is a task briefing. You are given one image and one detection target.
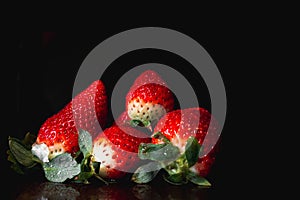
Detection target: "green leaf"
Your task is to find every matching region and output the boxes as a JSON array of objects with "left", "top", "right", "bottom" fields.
[
  {"left": 138, "top": 143, "right": 180, "bottom": 162},
  {"left": 22, "top": 132, "right": 37, "bottom": 147},
  {"left": 130, "top": 119, "right": 151, "bottom": 128},
  {"left": 186, "top": 171, "right": 211, "bottom": 187},
  {"left": 92, "top": 161, "right": 100, "bottom": 172},
  {"left": 185, "top": 137, "right": 201, "bottom": 167},
  {"left": 7, "top": 149, "right": 17, "bottom": 164},
  {"left": 43, "top": 153, "right": 80, "bottom": 183},
  {"left": 142, "top": 120, "right": 151, "bottom": 128},
  {"left": 76, "top": 155, "right": 94, "bottom": 183},
  {"left": 163, "top": 173, "right": 187, "bottom": 185},
  {"left": 76, "top": 171, "right": 94, "bottom": 184},
  {"left": 93, "top": 173, "right": 110, "bottom": 185},
  {"left": 75, "top": 153, "right": 109, "bottom": 185},
  {"left": 131, "top": 162, "right": 161, "bottom": 184},
  {"left": 152, "top": 132, "right": 170, "bottom": 144},
  {"left": 7, "top": 150, "right": 24, "bottom": 174},
  {"left": 78, "top": 129, "right": 92, "bottom": 157},
  {"left": 138, "top": 143, "right": 165, "bottom": 160},
  {"left": 8, "top": 137, "right": 38, "bottom": 167},
  {"left": 11, "top": 163, "right": 25, "bottom": 174},
  {"left": 130, "top": 119, "right": 142, "bottom": 127}
]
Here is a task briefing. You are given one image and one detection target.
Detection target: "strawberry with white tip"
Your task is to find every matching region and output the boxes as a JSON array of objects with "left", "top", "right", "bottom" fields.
[
  {"left": 92, "top": 124, "right": 151, "bottom": 179},
  {"left": 133, "top": 107, "right": 220, "bottom": 186},
  {"left": 152, "top": 107, "right": 220, "bottom": 178},
  {"left": 126, "top": 70, "right": 174, "bottom": 129},
  {"left": 31, "top": 80, "right": 108, "bottom": 162}
]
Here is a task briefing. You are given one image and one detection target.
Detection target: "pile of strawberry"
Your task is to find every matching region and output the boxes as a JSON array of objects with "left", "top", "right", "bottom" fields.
[{"left": 7, "top": 70, "right": 220, "bottom": 186}]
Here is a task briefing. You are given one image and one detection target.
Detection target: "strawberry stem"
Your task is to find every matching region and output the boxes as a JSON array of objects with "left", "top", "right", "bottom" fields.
[
  {"left": 130, "top": 120, "right": 143, "bottom": 127},
  {"left": 130, "top": 119, "right": 152, "bottom": 130},
  {"left": 157, "top": 137, "right": 211, "bottom": 186},
  {"left": 93, "top": 173, "right": 109, "bottom": 185}
]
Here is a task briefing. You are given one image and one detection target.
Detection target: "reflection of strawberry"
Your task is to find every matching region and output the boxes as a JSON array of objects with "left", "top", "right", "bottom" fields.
[
  {"left": 32, "top": 80, "right": 108, "bottom": 162},
  {"left": 126, "top": 70, "right": 174, "bottom": 128},
  {"left": 93, "top": 184, "right": 131, "bottom": 200},
  {"left": 92, "top": 125, "right": 151, "bottom": 179},
  {"left": 152, "top": 107, "right": 220, "bottom": 177}
]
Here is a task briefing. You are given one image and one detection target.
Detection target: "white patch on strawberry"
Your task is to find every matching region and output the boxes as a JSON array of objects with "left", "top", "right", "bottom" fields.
[
  {"left": 189, "top": 165, "right": 199, "bottom": 174},
  {"left": 127, "top": 98, "right": 166, "bottom": 124},
  {"left": 170, "top": 135, "right": 187, "bottom": 154},
  {"left": 92, "top": 137, "right": 117, "bottom": 177},
  {"left": 31, "top": 143, "right": 50, "bottom": 162},
  {"left": 48, "top": 143, "right": 66, "bottom": 159}
]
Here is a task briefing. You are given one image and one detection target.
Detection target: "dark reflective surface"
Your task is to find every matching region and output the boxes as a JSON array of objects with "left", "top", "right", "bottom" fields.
[
  {"left": 12, "top": 177, "right": 221, "bottom": 200},
  {"left": 2, "top": 157, "right": 226, "bottom": 200},
  {"left": 3, "top": 167, "right": 225, "bottom": 199}
]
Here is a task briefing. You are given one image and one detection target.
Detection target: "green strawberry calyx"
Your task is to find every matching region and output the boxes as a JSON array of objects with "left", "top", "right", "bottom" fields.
[
  {"left": 8, "top": 130, "right": 212, "bottom": 186},
  {"left": 7, "top": 130, "right": 108, "bottom": 184},
  {"left": 132, "top": 132, "right": 211, "bottom": 187},
  {"left": 130, "top": 119, "right": 152, "bottom": 130}
]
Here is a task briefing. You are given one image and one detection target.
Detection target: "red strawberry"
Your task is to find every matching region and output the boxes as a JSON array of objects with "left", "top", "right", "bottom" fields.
[
  {"left": 32, "top": 80, "right": 108, "bottom": 162},
  {"left": 128, "top": 70, "right": 167, "bottom": 93},
  {"left": 152, "top": 107, "right": 220, "bottom": 177},
  {"left": 126, "top": 70, "right": 174, "bottom": 129},
  {"left": 135, "top": 107, "right": 220, "bottom": 186},
  {"left": 92, "top": 125, "right": 151, "bottom": 179}
]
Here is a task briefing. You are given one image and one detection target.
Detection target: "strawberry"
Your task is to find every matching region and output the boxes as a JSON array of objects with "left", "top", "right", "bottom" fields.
[
  {"left": 126, "top": 70, "right": 174, "bottom": 129},
  {"left": 134, "top": 107, "right": 220, "bottom": 186},
  {"left": 153, "top": 107, "right": 220, "bottom": 176},
  {"left": 32, "top": 80, "right": 108, "bottom": 162},
  {"left": 128, "top": 70, "right": 168, "bottom": 92},
  {"left": 92, "top": 124, "right": 151, "bottom": 179}
]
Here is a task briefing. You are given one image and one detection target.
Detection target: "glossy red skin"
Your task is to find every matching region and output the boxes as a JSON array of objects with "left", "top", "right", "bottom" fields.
[
  {"left": 37, "top": 80, "right": 108, "bottom": 156},
  {"left": 103, "top": 125, "right": 150, "bottom": 153},
  {"left": 93, "top": 125, "right": 151, "bottom": 179},
  {"left": 152, "top": 107, "right": 220, "bottom": 177},
  {"left": 128, "top": 70, "right": 167, "bottom": 95},
  {"left": 126, "top": 83, "right": 174, "bottom": 111},
  {"left": 125, "top": 70, "right": 174, "bottom": 119}
]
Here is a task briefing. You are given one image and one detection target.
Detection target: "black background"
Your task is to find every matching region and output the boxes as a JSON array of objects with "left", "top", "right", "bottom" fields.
[{"left": 1, "top": 28, "right": 247, "bottom": 199}]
